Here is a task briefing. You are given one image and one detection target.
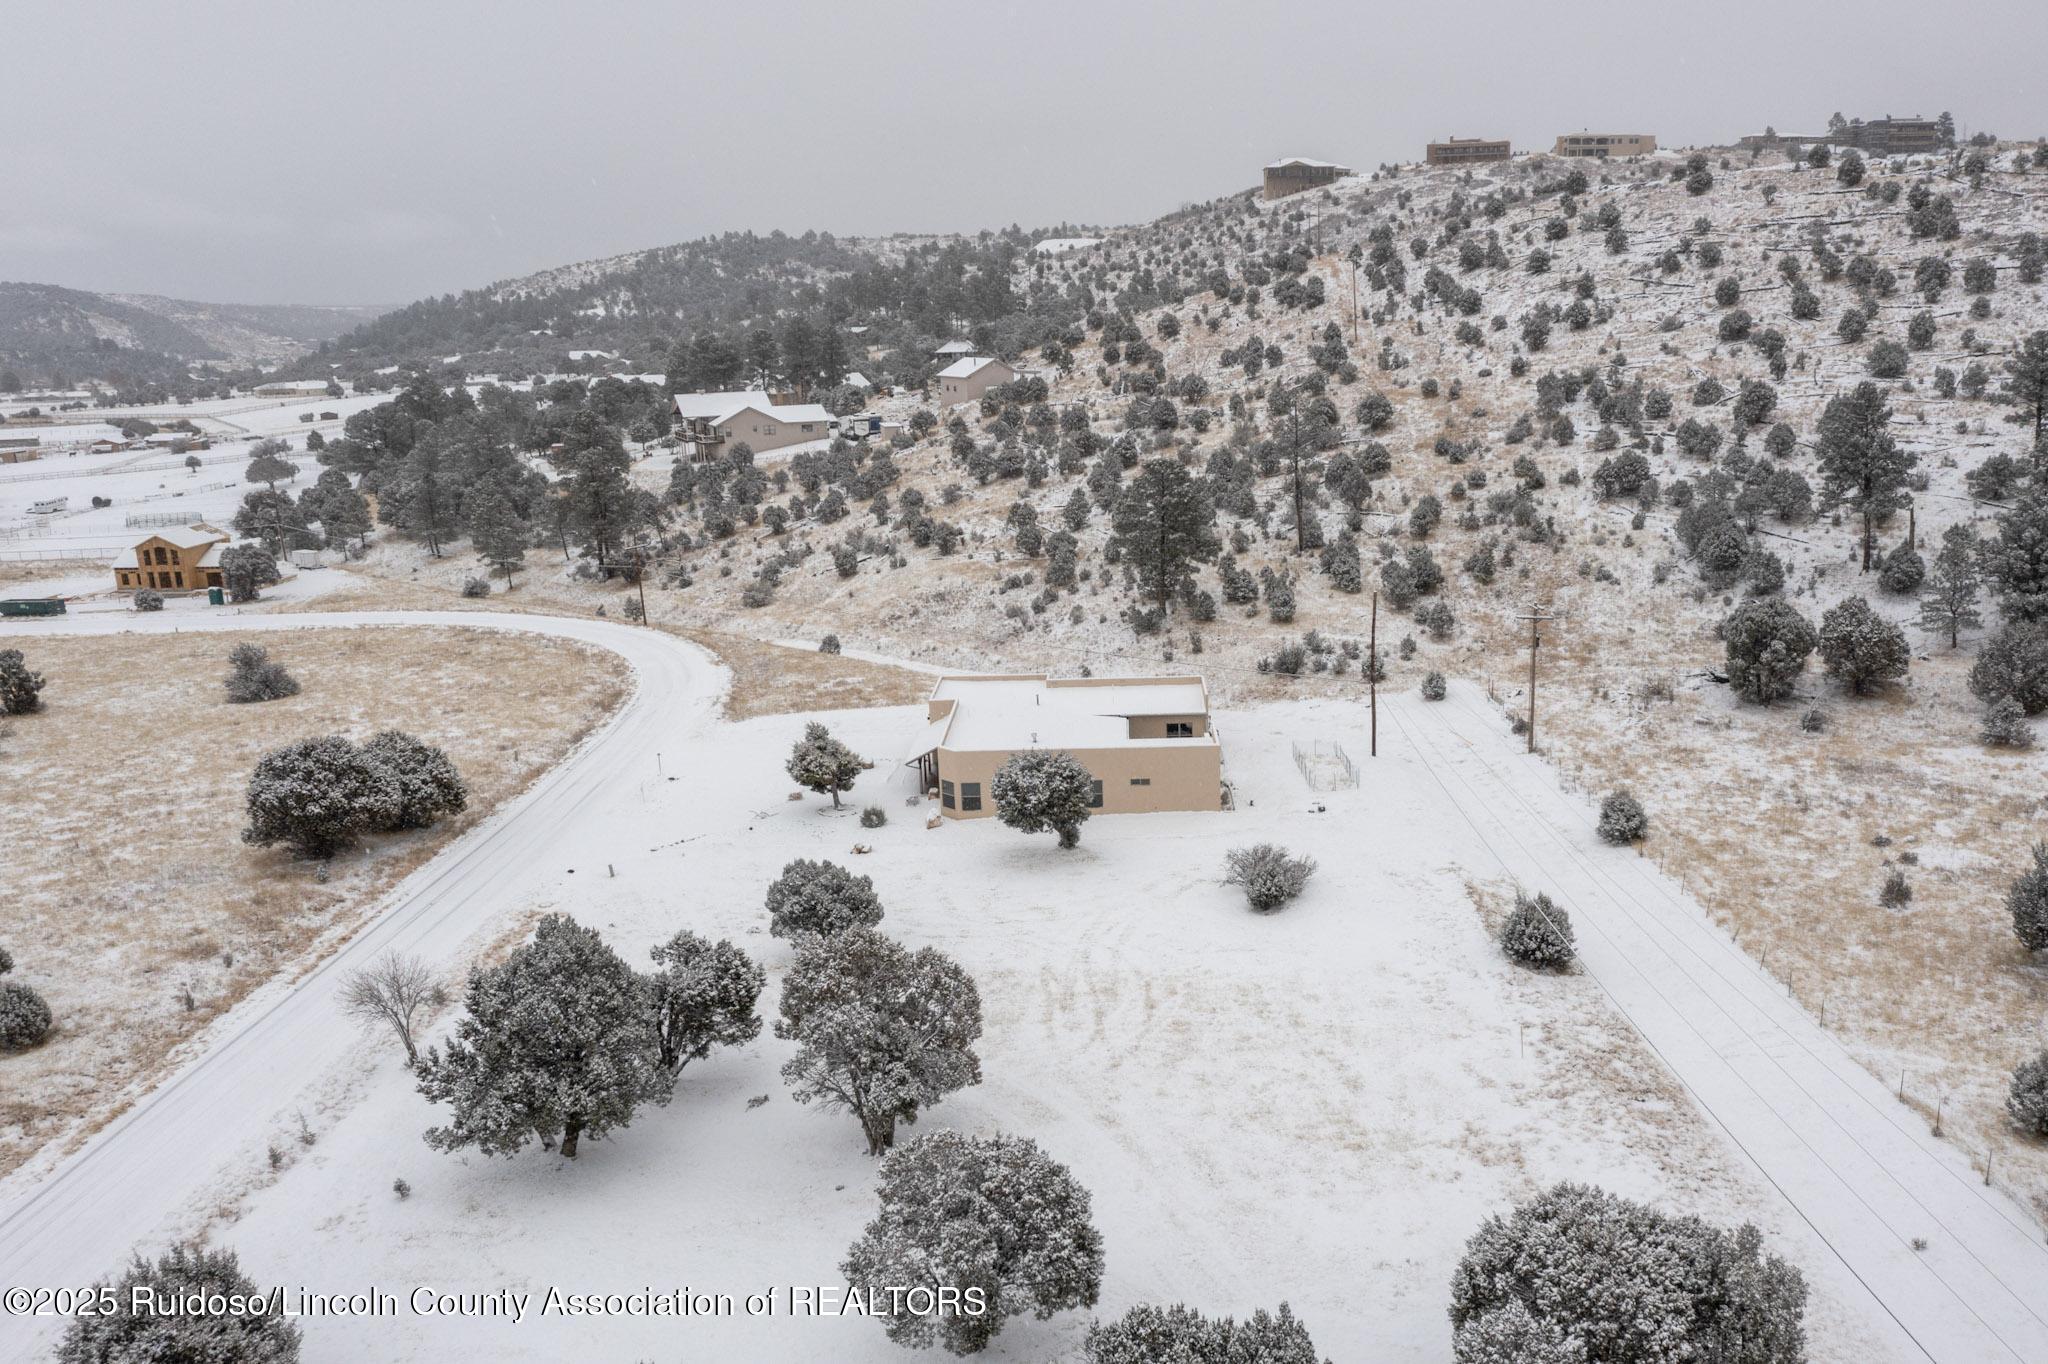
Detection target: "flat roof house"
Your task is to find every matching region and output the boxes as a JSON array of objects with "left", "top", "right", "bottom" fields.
[
  {"left": 1552, "top": 132, "right": 1656, "bottom": 159},
  {"left": 1426, "top": 137, "right": 1512, "bottom": 166},
  {"left": 906, "top": 674, "right": 1224, "bottom": 820},
  {"left": 1262, "top": 157, "right": 1352, "bottom": 200},
  {"left": 934, "top": 356, "right": 1017, "bottom": 407},
  {"left": 113, "top": 525, "right": 230, "bottom": 594}
]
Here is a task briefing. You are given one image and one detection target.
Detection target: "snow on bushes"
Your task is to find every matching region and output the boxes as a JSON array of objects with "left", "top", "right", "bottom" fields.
[
  {"left": 2007, "top": 842, "right": 2048, "bottom": 952},
  {"left": 844, "top": 1129, "right": 1103, "bottom": 1354},
  {"left": 785, "top": 720, "right": 865, "bottom": 808},
  {"left": 1086, "top": 1301, "right": 1323, "bottom": 1364},
  {"left": 224, "top": 643, "right": 300, "bottom": 704},
  {"left": 416, "top": 914, "right": 670, "bottom": 1159},
  {"left": 1421, "top": 669, "right": 1448, "bottom": 701},
  {"left": 133, "top": 588, "right": 164, "bottom": 612},
  {"left": 991, "top": 749, "right": 1096, "bottom": 849},
  {"left": 1721, "top": 598, "right": 1816, "bottom": 704},
  {"left": 58, "top": 1244, "right": 301, "bottom": 1362},
  {"left": 1498, "top": 891, "right": 1575, "bottom": 969},
  {"left": 1596, "top": 790, "right": 1647, "bottom": 844},
  {"left": 776, "top": 928, "right": 981, "bottom": 1155},
  {"left": 0, "top": 648, "right": 46, "bottom": 715},
  {"left": 1448, "top": 1182, "right": 1807, "bottom": 1363},
  {"left": 241, "top": 731, "right": 466, "bottom": 858},
  {"left": 645, "top": 929, "right": 764, "bottom": 1076},
  {"left": 764, "top": 859, "right": 885, "bottom": 940},
  {"left": 0, "top": 978, "right": 53, "bottom": 1049},
  {"left": 1817, "top": 595, "right": 1909, "bottom": 694},
  {"left": 1222, "top": 843, "right": 1316, "bottom": 912},
  {"left": 2009, "top": 1050, "right": 2048, "bottom": 1136}
]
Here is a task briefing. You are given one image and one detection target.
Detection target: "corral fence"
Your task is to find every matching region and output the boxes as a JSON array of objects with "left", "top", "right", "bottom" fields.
[{"left": 1292, "top": 739, "right": 1358, "bottom": 791}]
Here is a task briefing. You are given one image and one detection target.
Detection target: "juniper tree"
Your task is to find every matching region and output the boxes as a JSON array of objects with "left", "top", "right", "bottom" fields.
[
  {"left": 644, "top": 930, "right": 763, "bottom": 1075},
  {"left": 0, "top": 977, "right": 52, "bottom": 1049},
  {"left": 1597, "top": 790, "right": 1648, "bottom": 844},
  {"left": 361, "top": 730, "right": 467, "bottom": 830},
  {"left": 785, "top": 721, "right": 865, "bottom": 808},
  {"left": 764, "top": 858, "right": 885, "bottom": 940},
  {"left": 1110, "top": 457, "right": 1218, "bottom": 614},
  {"left": 844, "top": 1129, "right": 1104, "bottom": 1355},
  {"left": 219, "top": 544, "right": 281, "bottom": 603},
  {"left": 0, "top": 648, "right": 45, "bottom": 715},
  {"left": 1816, "top": 382, "right": 1912, "bottom": 572},
  {"left": 2008, "top": 842, "right": 2048, "bottom": 952},
  {"left": 1877, "top": 540, "right": 1924, "bottom": 594},
  {"left": 224, "top": 643, "right": 300, "bottom": 704},
  {"left": 1968, "top": 622, "right": 2048, "bottom": 713},
  {"left": 415, "top": 914, "right": 670, "bottom": 1159},
  {"left": 1722, "top": 597, "right": 1817, "bottom": 704},
  {"left": 2009, "top": 1051, "right": 2048, "bottom": 1136},
  {"left": 776, "top": 928, "right": 982, "bottom": 1155},
  {"left": 1499, "top": 891, "right": 1575, "bottom": 969},
  {"left": 1086, "top": 1302, "right": 1324, "bottom": 1364},
  {"left": 241, "top": 735, "right": 401, "bottom": 858},
  {"left": 1981, "top": 696, "right": 2035, "bottom": 748},
  {"left": 1817, "top": 595, "right": 1909, "bottom": 695},
  {"left": 990, "top": 749, "right": 1096, "bottom": 849},
  {"left": 1449, "top": 1183, "right": 1806, "bottom": 1364},
  {"left": 1917, "top": 523, "right": 1983, "bottom": 647},
  {"left": 58, "top": 1244, "right": 301, "bottom": 1364}
]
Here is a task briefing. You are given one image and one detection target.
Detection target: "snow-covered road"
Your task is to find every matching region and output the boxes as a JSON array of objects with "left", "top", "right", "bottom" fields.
[
  {"left": 1385, "top": 684, "right": 2048, "bottom": 1364},
  {"left": 0, "top": 611, "right": 724, "bottom": 1356}
]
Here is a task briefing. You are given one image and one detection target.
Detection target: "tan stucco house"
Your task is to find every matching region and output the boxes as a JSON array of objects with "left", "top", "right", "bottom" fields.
[
  {"left": 907, "top": 674, "right": 1224, "bottom": 820},
  {"left": 113, "top": 525, "right": 229, "bottom": 593},
  {"left": 934, "top": 357, "right": 1017, "bottom": 407},
  {"left": 671, "top": 391, "right": 833, "bottom": 459}
]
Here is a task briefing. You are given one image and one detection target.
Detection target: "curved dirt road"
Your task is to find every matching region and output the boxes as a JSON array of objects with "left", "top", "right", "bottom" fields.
[{"left": 0, "top": 611, "right": 724, "bottom": 1354}]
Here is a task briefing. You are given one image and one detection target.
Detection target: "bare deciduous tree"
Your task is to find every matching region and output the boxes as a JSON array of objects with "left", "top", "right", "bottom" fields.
[{"left": 338, "top": 952, "right": 445, "bottom": 1064}]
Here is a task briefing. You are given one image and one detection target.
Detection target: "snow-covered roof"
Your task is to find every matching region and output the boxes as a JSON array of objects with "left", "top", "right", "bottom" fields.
[
  {"left": 843, "top": 371, "right": 872, "bottom": 388},
  {"left": 738, "top": 402, "right": 833, "bottom": 425},
  {"left": 937, "top": 356, "right": 1009, "bottom": 381},
  {"left": 1034, "top": 237, "right": 1104, "bottom": 255},
  {"left": 922, "top": 675, "right": 1211, "bottom": 754},
  {"left": 1265, "top": 156, "right": 1351, "bottom": 172},
  {"left": 933, "top": 340, "right": 977, "bottom": 355},
  {"left": 673, "top": 389, "right": 772, "bottom": 421}
]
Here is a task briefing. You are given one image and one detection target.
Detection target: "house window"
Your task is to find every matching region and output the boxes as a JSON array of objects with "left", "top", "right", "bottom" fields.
[
  {"left": 1088, "top": 780, "right": 1103, "bottom": 809},
  {"left": 941, "top": 780, "right": 955, "bottom": 810},
  {"left": 960, "top": 782, "right": 982, "bottom": 812},
  {"left": 1166, "top": 722, "right": 1194, "bottom": 738},
  {"left": 761, "top": 424, "right": 777, "bottom": 436},
  {"left": 173, "top": 572, "right": 184, "bottom": 588},
  {"left": 1129, "top": 777, "right": 1151, "bottom": 787}
]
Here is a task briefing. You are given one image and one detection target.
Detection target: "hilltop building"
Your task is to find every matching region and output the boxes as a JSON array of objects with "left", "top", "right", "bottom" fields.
[
  {"left": 934, "top": 357, "right": 1017, "bottom": 406},
  {"left": 1262, "top": 157, "right": 1352, "bottom": 200},
  {"left": 1552, "top": 132, "right": 1656, "bottom": 159},
  {"left": 1426, "top": 137, "right": 1511, "bottom": 167},
  {"left": 906, "top": 674, "right": 1223, "bottom": 819}
]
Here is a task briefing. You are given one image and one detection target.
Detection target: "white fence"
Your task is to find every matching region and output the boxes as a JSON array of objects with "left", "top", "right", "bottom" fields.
[{"left": 1292, "top": 739, "right": 1358, "bottom": 791}]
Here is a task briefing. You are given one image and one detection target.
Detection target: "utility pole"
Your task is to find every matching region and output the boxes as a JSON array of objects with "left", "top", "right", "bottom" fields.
[
  {"left": 1514, "top": 605, "right": 1565, "bottom": 754},
  {"left": 1368, "top": 590, "right": 1378, "bottom": 757},
  {"left": 1349, "top": 262, "right": 1361, "bottom": 345}
]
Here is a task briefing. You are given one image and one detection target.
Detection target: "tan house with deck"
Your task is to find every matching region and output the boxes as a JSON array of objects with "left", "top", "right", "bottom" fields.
[
  {"left": 671, "top": 391, "right": 833, "bottom": 459},
  {"left": 113, "top": 525, "right": 229, "bottom": 593},
  {"left": 907, "top": 674, "right": 1224, "bottom": 820},
  {"left": 934, "top": 356, "right": 1017, "bottom": 406}
]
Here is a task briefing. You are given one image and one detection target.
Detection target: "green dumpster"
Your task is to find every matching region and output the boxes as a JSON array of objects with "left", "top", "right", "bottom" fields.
[{"left": 207, "top": 586, "right": 225, "bottom": 606}]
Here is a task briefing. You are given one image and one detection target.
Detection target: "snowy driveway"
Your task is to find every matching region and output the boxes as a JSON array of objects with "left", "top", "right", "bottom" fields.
[
  {"left": 1383, "top": 683, "right": 2048, "bottom": 1364},
  {"left": 0, "top": 611, "right": 723, "bottom": 1356}
]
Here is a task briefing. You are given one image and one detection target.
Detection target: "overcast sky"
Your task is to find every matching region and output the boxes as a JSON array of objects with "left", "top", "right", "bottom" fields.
[{"left": 9, "top": 0, "right": 2043, "bottom": 306}]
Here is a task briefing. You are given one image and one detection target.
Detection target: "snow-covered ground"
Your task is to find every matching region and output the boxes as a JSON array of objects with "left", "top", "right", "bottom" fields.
[{"left": 9, "top": 610, "right": 2018, "bottom": 1360}]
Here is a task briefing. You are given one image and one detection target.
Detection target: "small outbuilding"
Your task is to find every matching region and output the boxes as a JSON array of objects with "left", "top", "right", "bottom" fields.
[{"left": 934, "top": 356, "right": 1017, "bottom": 407}]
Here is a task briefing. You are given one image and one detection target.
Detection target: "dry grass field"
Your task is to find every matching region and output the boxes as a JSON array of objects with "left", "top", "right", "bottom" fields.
[{"left": 0, "top": 626, "right": 628, "bottom": 1177}]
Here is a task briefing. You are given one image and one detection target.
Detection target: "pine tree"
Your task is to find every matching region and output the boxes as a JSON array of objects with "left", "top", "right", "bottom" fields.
[
  {"left": 58, "top": 1244, "right": 301, "bottom": 1363},
  {"left": 2008, "top": 842, "right": 2048, "bottom": 952},
  {"left": 990, "top": 749, "right": 1097, "bottom": 849},
  {"left": 843, "top": 1129, "right": 1102, "bottom": 1354},
  {"left": 785, "top": 721, "right": 865, "bottom": 808},
  {"left": 244, "top": 438, "right": 299, "bottom": 490},
  {"left": 1110, "top": 458, "right": 1218, "bottom": 614},
  {"left": 2005, "top": 329, "right": 2048, "bottom": 444},
  {"left": 1968, "top": 622, "right": 2048, "bottom": 713},
  {"left": 1722, "top": 598, "right": 1817, "bottom": 704},
  {"left": 1917, "top": 523, "right": 1983, "bottom": 647},
  {"left": 416, "top": 915, "right": 670, "bottom": 1158},
  {"left": 1817, "top": 595, "right": 1909, "bottom": 694},
  {"left": 317, "top": 481, "right": 373, "bottom": 554},
  {"left": 1815, "top": 382, "right": 1913, "bottom": 571},
  {"left": 1980, "top": 696, "right": 2035, "bottom": 748},
  {"left": 764, "top": 858, "right": 885, "bottom": 939},
  {"left": 219, "top": 545, "right": 281, "bottom": 603},
  {"left": 0, "top": 648, "right": 46, "bottom": 715},
  {"left": 1983, "top": 490, "right": 2048, "bottom": 622},
  {"left": 644, "top": 931, "right": 763, "bottom": 1075},
  {"left": 776, "top": 928, "right": 981, "bottom": 1155},
  {"left": 466, "top": 484, "right": 530, "bottom": 587}
]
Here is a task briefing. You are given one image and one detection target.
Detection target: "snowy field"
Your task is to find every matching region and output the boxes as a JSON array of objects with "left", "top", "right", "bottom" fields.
[{"left": 160, "top": 692, "right": 1903, "bottom": 1364}]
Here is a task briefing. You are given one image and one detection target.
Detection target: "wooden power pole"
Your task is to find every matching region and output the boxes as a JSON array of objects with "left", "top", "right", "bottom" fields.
[
  {"left": 1514, "top": 605, "right": 1565, "bottom": 754},
  {"left": 1368, "top": 590, "right": 1379, "bottom": 757}
]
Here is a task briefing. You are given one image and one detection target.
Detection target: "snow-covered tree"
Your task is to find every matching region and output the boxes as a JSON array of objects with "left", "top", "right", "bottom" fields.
[
  {"left": 133, "top": 589, "right": 164, "bottom": 612},
  {"left": 1596, "top": 790, "right": 1647, "bottom": 844},
  {"left": 466, "top": 484, "right": 530, "bottom": 587},
  {"left": 361, "top": 730, "right": 467, "bottom": 830},
  {"left": 1918, "top": 523, "right": 1983, "bottom": 647},
  {"left": 241, "top": 735, "right": 401, "bottom": 858},
  {"left": 1722, "top": 598, "right": 1817, "bottom": 704},
  {"left": 1452, "top": 1296, "right": 1580, "bottom": 1364},
  {"left": 0, "top": 977, "right": 52, "bottom": 1048},
  {"left": 1815, "top": 382, "right": 1912, "bottom": 572},
  {"left": 2009, "top": 1050, "right": 2048, "bottom": 1136},
  {"left": 2008, "top": 842, "right": 2048, "bottom": 952},
  {"left": 244, "top": 438, "right": 300, "bottom": 490},
  {"left": 1222, "top": 844, "right": 1317, "bottom": 912},
  {"left": 1969, "top": 622, "right": 2048, "bottom": 714},
  {"left": 58, "top": 1244, "right": 301, "bottom": 1363},
  {"left": 785, "top": 721, "right": 865, "bottom": 808},
  {"left": 1982, "top": 490, "right": 2048, "bottom": 622},
  {"left": 224, "top": 643, "right": 300, "bottom": 704},
  {"left": 0, "top": 648, "right": 45, "bottom": 715},
  {"left": 219, "top": 544, "right": 281, "bottom": 603},
  {"left": 415, "top": 914, "right": 670, "bottom": 1159},
  {"left": 1449, "top": 1182, "right": 1807, "bottom": 1364},
  {"left": 990, "top": 749, "right": 1096, "bottom": 849},
  {"left": 1499, "top": 890, "right": 1575, "bottom": 969},
  {"left": 843, "top": 1129, "right": 1103, "bottom": 1354},
  {"left": 1110, "top": 457, "right": 1218, "bottom": 614},
  {"left": 644, "top": 930, "right": 763, "bottom": 1074},
  {"left": 764, "top": 858, "right": 885, "bottom": 940},
  {"left": 1981, "top": 696, "right": 2035, "bottom": 748},
  {"left": 1817, "top": 596, "right": 1909, "bottom": 695},
  {"left": 1086, "top": 1302, "right": 1325, "bottom": 1364},
  {"left": 776, "top": 928, "right": 981, "bottom": 1154},
  {"left": 1421, "top": 670, "right": 1448, "bottom": 701}
]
